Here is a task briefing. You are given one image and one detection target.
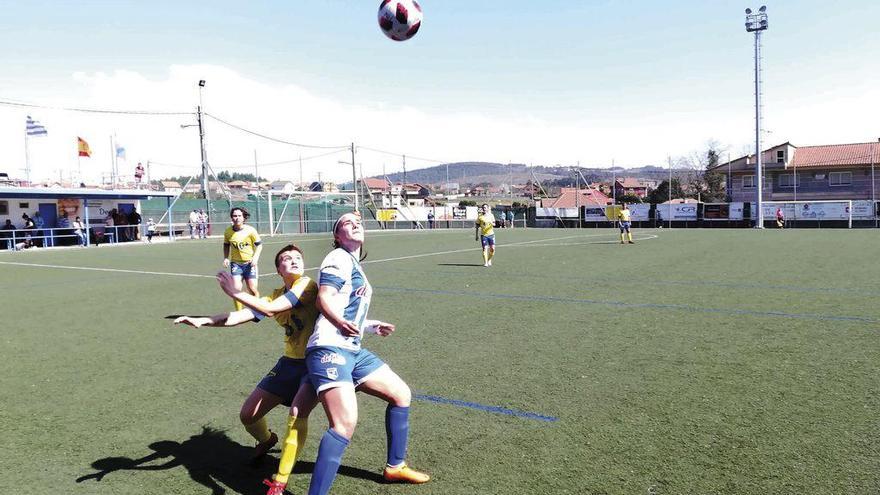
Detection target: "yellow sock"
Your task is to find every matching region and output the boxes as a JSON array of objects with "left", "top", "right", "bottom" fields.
[
  {"left": 627, "top": 232, "right": 633, "bottom": 242},
  {"left": 620, "top": 233, "right": 625, "bottom": 242},
  {"left": 487, "top": 250, "right": 495, "bottom": 261},
  {"left": 482, "top": 251, "right": 488, "bottom": 264},
  {"left": 273, "top": 416, "right": 309, "bottom": 484},
  {"left": 244, "top": 416, "right": 272, "bottom": 444},
  {"left": 233, "top": 299, "right": 244, "bottom": 311}
]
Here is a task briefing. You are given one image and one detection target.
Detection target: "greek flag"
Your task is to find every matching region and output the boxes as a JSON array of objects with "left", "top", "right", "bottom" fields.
[{"left": 26, "top": 116, "right": 48, "bottom": 136}]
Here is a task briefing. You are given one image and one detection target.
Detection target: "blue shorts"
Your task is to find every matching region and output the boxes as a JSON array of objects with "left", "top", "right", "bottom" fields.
[
  {"left": 306, "top": 346, "right": 387, "bottom": 393},
  {"left": 256, "top": 356, "right": 309, "bottom": 407},
  {"left": 480, "top": 234, "right": 496, "bottom": 248},
  {"left": 230, "top": 261, "right": 258, "bottom": 280},
  {"left": 619, "top": 221, "right": 631, "bottom": 232}
]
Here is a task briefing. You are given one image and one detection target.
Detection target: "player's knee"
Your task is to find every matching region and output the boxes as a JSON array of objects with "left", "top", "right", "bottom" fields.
[
  {"left": 392, "top": 382, "right": 412, "bottom": 407},
  {"left": 239, "top": 407, "right": 258, "bottom": 425},
  {"left": 331, "top": 414, "right": 358, "bottom": 439}
]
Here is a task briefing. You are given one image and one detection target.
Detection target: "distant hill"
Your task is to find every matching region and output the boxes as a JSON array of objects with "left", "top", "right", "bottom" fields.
[{"left": 376, "top": 162, "right": 685, "bottom": 187}]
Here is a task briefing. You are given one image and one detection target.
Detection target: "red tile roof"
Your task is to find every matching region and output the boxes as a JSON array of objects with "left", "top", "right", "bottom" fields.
[
  {"left": 616, "top": 177, "right": 646, "bottom": 188},
  {"left": 544, "top": 187, "right": 609, "bottom": 208},
  {"left": 789, "top": 142, "right": 879, "bottom": 169},
  {"left": 361, "top": 178, "right": 390, "bottom": 190}
]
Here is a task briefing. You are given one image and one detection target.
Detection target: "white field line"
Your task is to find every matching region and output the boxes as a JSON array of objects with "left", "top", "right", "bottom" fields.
[
  {"left": 0, "top": 231, "right": 657, "bottom": 279},
  {"left": 0, "top": 261, "right": 214, "bottom": 278}
]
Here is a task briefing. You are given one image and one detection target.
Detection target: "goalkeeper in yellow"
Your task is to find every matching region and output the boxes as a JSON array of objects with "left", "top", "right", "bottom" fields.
[
  {"left": 617, "top": 203, "right": 635, "bottom": 244},
  {"left": 223, "top": 207, "right": 263, "bottom": 310},
  {"left": 475, "top": 204, "right": 496, "bottom": 266},
  {"left": 174, "top": 244, "right": 319, "bottom": 493}
]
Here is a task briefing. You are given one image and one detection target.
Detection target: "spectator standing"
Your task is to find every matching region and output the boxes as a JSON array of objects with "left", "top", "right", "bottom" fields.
[
  {"left": 188, "top": 209, "right": 199, "bottom": 239},
  {"left": 198, "top": 209, "right": 208, "bottom": 238},
  {"left": 128, "top": 208, "right": 142, "bottom": 241},
  {"left": 33, "top": 212, "right": 45, "bottom": 247},
  {"left": 1, "top": 219, "right": 16, "bottom": 250},
  {"left": 427, "top": 210, "right": 435, "bottom": 229},
  {"left": 72, "top": 216, "right": 88, "bottom": 247},
  {"left": 507, "top": 209, "right": 514, "bottom": 228},
  {"left": 146, "top": 218, "right": 157, "bottom": 243},
  {"left": 22, "top": 213, "right": 35, "bottom": 231},
  {"left": 776, "top": 207, "right": 785, "bottom": 229}
]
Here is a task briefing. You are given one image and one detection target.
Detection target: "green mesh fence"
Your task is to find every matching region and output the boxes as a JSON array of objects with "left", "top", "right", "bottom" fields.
[{"left": 140, "top": 196, "right": 357, "bottom": 235}]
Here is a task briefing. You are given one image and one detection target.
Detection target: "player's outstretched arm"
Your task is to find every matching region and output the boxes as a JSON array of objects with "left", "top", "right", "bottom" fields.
[
  {"left": 363, "top": 319, "right": 395, "bottom": 337},
  {"left": 216, "top": 271, "right": 294, "bottom": 316},
  {"left": 174, "top": 308, "right": 256, "bottom": 328}
]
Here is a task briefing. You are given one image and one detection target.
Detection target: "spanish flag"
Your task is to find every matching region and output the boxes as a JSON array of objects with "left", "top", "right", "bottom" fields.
[{"left": 77, "top": 137, "right": 91, "bottom": 157}]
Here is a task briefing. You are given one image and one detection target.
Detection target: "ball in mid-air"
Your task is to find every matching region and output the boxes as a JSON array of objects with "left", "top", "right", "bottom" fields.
[{"left": 377, "top": 0, "right": 422, "bottom": 41}]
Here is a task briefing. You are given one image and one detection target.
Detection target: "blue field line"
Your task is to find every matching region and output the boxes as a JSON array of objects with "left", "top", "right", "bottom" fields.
[
  {"left": 414, "top": 394, "right": 559, "bottom": 422},
  {"left": 375, "top": 286, "right": 880, "bottom": 324},
  {"left": 374, "top": 266, "right": 880, "bottom": 298}
]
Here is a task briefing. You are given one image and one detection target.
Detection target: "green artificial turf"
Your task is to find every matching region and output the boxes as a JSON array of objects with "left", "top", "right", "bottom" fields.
[{"left": 1, "top": 227, "right": 877, "bottom": 494}]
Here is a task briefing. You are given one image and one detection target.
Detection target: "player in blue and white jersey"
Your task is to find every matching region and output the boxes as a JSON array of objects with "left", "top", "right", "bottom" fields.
[{"left": 304, "top": 211, "right": 429, "bottom": 495}]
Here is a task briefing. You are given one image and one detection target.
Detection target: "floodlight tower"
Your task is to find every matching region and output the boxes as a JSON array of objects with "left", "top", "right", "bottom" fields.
[
  {"left": 197, "top": 79, "right": 209, "bottom": 201},
  {"left": 745, "top": 6, "right": 768, "bottom": 228}
]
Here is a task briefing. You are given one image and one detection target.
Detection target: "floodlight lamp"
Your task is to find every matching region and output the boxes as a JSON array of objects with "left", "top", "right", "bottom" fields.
[
  {"left": 759, "top": 5, "right": 766, "bottom": 12},
  {"left": 198, "top": 80, "right": 206, "bottom": 87},
  {"left": 745, "top": 8, "right": 752, "bottom": 14}
]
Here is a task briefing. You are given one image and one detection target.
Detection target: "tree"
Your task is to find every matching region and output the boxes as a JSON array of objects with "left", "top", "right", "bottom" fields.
[
  {"left": 647, "top": 179, "right": 685, "bottom": 204},
  {"left": 615, "top": 194, "right": 642, "bottom": 204},
  {"left": 676, "top": 140, "right": 729, "bottom": 203}
]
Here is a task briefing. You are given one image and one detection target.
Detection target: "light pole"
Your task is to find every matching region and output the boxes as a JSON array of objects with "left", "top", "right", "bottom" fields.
[{"left": 745, "top": 6, "right": 768, "bottom": 228}]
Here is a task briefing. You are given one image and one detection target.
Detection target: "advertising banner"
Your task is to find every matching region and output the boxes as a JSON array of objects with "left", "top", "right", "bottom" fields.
[
  {"left": 703, "top": 203, "right": 730, "bottom": 220},
  {"left": 657, "top": 203, "right": 697, "bottom": 221},
  {"left": 629, "top": 203, "right": 651, "bottom": 221},
  {"left": 757, "top": 202, "right": 850, "bottom": 220},
  {"left": 729, "top": 202, "right": 745, "bottom": 220},
  {"left": 583, "top": 207, "right": 607, "bottom": 221},
  {"left": 852, "top": 200, "right": 874, "bottom": 219}
]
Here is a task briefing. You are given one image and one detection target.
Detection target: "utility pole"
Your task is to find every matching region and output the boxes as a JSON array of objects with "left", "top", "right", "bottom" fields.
[
  {"left": 351, "top": 142, "right": 359, "bottom": 211},
  {"left": 668, "top": 156, "right": 673, "bottom": 229},
  {"left": 612, "top": 159, "right": 616, "bottom": 205},
  {"left": 254, "top": 149, "right": 261, "bottom": 232}
]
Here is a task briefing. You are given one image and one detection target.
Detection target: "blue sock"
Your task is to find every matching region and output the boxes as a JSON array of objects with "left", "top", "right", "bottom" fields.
[
  {"left": 308, "top": 429, "right": 349, "bottom": 495},
  {"left": 385, "top": 405, "right": 410, "bottom": 466}
]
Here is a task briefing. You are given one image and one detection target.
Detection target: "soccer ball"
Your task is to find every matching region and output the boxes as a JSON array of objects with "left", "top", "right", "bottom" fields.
[{"left": 377, "top": 0, "right": 422, "bottom": 41}]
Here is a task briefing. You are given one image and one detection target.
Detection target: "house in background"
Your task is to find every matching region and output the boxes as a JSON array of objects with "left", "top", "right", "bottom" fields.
[
  {"left": 270, "top": 181, "right": 297, "bottom": 195},
  {"left": 540, "top": 187, "right": 610, "bottom": 208},
  {"left": 716, "top": 141, "right": 880, "bottom": 202},
  {"left": 613, "top": 177, "right": 651, "bottom": 198},
  {"left": 160, "top": 181, "right": 182, "bottom": 194}
]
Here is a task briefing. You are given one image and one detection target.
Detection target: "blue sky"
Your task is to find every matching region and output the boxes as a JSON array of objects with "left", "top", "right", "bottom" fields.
[{"left": 1, "top": 1, "right": 878, "bottom": 183}]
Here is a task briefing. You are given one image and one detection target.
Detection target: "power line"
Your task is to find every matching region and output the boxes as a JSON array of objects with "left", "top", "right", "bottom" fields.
[
  {"left": 147, "top": 148, "right": 348, "bottom": 171},
  {"left": 357, "top": 145, "right": 449, "bottom": 164},
  {"left": 204, "top": 112, "right": 350, "bottom": 150},
  {"left": 0, "top": 98, "right": 193, "bottom": 116},
  {"left": 213, "top": 149, "right": 349, "bottom": 170}
]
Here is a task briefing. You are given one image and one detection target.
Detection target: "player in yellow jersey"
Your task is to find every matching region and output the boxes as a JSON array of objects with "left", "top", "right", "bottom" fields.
[
  {"left": 174, "top": 244, "right": 319, "bottom": 491},
  {"left": 475, "top": 204, "right": 496, "bottom": 267},
  {"left": 617, "top": 203, "right": 634, "bottom": 244},
  {"left": 223, "top": 207, "right": 263, "bottom": 310}
]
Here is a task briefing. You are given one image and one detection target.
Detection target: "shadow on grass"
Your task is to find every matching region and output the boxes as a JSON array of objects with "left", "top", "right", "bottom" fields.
[
  {"left": 76, "top": 426, "right": 384, "bottom": 495},
  {"left": 436, "top": 263, "right": 485, "bottom": 267}
]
